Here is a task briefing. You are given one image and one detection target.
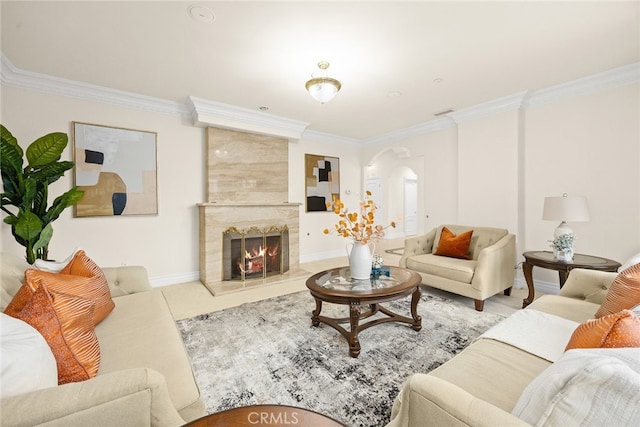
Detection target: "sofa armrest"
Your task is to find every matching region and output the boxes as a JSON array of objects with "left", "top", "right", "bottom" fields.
[
  {"left": 387, "top": 374, "right": 530, "bottom": 427},
  {"left": 0, "top": 368, "right": 185, "bottom": 427},
  {"left": 559, "top": 268, "right": 617, "bottom": 305},
  {"left": 399, "top": 228, "right": 437, "bottom": 267},
  {"left": 471, "top": 234, "right": 516, "bottom": 294},
  {"left": 102, "top": 266, "right": 153, "bottom": 297}
]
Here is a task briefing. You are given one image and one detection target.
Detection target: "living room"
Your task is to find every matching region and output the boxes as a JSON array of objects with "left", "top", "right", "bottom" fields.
[{"left": 1, "top": 1, "right": 639, "bottom": 426}]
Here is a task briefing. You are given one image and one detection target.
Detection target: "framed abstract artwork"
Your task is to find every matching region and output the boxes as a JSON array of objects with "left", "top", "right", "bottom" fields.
[
  {"left": 72, "top": 122, "right": 158, "bottom": 217},
  {"left": 304, "top": 154, "right": 340, "bottom": 212}
]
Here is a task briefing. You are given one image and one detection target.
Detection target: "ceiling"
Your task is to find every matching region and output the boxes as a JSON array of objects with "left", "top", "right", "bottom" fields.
[{"left": 2, "top": 1, "right": 639, "bottom": 141}]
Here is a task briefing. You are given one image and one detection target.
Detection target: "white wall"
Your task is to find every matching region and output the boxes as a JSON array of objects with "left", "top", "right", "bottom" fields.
[
  {"left": 0, "top": 86, "right": 206, "bottom": 284},
  {"left": 289, "top": 138, "right": 362, "bottom": 262}
]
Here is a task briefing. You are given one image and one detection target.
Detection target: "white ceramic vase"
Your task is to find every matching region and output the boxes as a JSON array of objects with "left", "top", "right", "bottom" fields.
[{"left": 347, "top": 242, "right": 374, "bottom": 279}]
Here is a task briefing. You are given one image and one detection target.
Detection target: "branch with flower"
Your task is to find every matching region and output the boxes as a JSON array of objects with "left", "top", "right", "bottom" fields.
[{"left": 323, "top": 191, "right": 397, "bottom": 245}]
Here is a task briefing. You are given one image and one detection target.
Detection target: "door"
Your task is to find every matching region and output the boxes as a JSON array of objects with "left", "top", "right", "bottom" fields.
[{"left": 404, "top": 177, "right": 418, "bottom": 236}]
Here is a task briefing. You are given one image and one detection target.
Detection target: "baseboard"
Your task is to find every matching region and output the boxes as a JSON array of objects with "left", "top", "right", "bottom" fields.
[
  {"left": 149, "top": 271, "right": 200, "bottom": 287},
  {"left": 533, "top": 279, "right": 560, "bottom": 296}
]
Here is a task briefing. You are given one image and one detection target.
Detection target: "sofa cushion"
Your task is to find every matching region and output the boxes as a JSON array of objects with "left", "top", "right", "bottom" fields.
[
  {"left": 565, "top": 309, "right": 640, "bottom": 350},
  {"left": 406, "top": 253, "right": 476, "bottom": 283},
  {"left": 512, "top": 348, "right": 640, "bottom": 427},
  {"left": 430, "top": 339, "right": 551, "bottom": 412},
  {"left": 0, "top": 313, "right": 58, "bottom": 398},
  {"left": 5, "top": 251, "right": 115, "bottom": 326},
  {"left": 434, "top": 227, "right": 473, "bottom": 259},
  {"left": 528, "top": 294, "right": 602, "bottom": 323},
  {"left": 96, "top": 289, "right": 202, "bottom": 417},
  {"left": 14, "top": 285, "right": 101, "bottom": 384},
  {"left": 595, "top": 263, "right": 640, "bottom": 318}
]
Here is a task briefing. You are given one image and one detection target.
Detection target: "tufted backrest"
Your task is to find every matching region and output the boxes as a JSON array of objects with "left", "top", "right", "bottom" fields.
[
  {"left": 434, "top": 225, "right": 509, "bottom": 260},
  {"left": 0, "top": 252, "right": 30, "bottom": 312}
]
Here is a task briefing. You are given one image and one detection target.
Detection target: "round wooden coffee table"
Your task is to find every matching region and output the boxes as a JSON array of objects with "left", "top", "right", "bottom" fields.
[
  {"left": 184, "top": 404, "right": 346, "bottom": 426},
  {"left": 306, "top": 266, "right": 422, "bottom": 357}
]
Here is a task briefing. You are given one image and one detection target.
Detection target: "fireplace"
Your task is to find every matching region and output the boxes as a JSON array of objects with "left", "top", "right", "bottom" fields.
[
  {"left": 223, "top": 226, "right": 290, "bottom": 281},
  {"left": 198, "top": 127, "right": 303, "bottom": 295}
]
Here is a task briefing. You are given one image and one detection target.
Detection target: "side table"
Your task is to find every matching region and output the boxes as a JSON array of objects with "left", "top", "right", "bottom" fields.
[
  {"left": 521, "top": 251, "right": 620, "bottom": 308},
  {"left": 184, "top": 405, "right": 346, "bottom": 427}
]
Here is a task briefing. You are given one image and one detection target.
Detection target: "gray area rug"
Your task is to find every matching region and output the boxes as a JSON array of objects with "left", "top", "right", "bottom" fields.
[{"left": 176, "top": 289, "right": 506, "bottom": 427}]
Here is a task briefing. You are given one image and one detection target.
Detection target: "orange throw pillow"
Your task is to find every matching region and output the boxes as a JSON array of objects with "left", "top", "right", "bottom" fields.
[
  {"left": 4, "top": 251, "right": 114, "bottom": 325},
  {"left": 595, "top": 263, "right": 640, "bottom": 318},
  {"left": 434, "top": 227, "right": 473, "bottom": 259},
  {"left": 565, "top": 309, "right": 640, "bottom": 351},
  {"left": 14, "top": 285, "right": 101, "bottom": 384}
]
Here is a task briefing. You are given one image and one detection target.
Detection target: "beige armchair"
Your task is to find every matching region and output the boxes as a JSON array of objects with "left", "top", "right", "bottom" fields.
[{"left": 399, "top": 225, "right": 516, "bottom": 311}]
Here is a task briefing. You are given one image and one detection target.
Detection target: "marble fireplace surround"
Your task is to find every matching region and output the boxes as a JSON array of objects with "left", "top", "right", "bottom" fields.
[{"left": 198, "top": 127, "right": 304, "bottom": 295}]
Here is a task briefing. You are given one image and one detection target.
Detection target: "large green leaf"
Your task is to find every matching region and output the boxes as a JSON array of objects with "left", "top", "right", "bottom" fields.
[
  {"left": 1, "top": 136, "right": 24, "bottom": 195},
  {"left": 44, "top": 187, "right": 84, "bottom": 223},
  {"left": 14, "top": 210, "right": 43, "bottom": 241},
  {"left": 29, "top": 161, "right": 74, "bottom": 185},
  {"left": 26, "top": 132, "right": 67, "bottom": 167},
  {"left": 33, "top": 223, "right": 53, "bottom": 252},
  {"left": 0, "top": 125, "right": 20, "bottom": 153}
]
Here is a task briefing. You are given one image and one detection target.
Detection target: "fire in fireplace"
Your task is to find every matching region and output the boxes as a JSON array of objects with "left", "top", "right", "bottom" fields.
[{"left": 223, "top": 226, "right": 290, "bottom": 281}]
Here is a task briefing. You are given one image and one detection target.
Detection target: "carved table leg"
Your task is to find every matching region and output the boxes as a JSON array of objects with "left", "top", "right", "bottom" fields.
[
  {"left": 311, "top": 298, "right": 322, "bottom": 327},
  {"left": 522, "top": 262, "right": 535, "bottom": 308},
  {"left": 348, "top": 302, "right": 361, "bottom": 358},
  {"left": 410, "top": 287, "right": 422, "bottom": 331}
]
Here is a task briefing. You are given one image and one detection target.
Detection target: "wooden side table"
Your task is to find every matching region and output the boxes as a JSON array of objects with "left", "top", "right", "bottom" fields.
[
  {"left": 521, "top": 251, "right": 620, "bottom": 308},
  {"left": 184, "top": 405, "right": 346, "bottom": 427}
]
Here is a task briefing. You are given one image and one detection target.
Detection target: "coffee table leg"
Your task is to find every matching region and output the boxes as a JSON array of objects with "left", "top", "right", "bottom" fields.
[
  {"left": 311, "top": 298, "right": 322, "bottom": 327},
  {"left": 348, "top": 302, "right": 361, "bottom": 358},
  {"left": 410, "top": 287, "right": 422, "bottom": 331}
]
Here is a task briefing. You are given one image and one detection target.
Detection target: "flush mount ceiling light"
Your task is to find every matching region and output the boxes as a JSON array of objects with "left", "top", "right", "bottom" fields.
[{"left": 305, "top": 61, "right": 341, "bottom": 104}]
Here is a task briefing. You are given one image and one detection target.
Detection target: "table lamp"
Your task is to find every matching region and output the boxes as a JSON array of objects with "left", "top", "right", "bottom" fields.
[{"left": 542, "top": 194, "right": 590, "bottom": 260}]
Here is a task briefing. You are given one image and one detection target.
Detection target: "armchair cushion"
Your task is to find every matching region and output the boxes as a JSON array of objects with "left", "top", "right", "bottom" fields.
[
  {"left": 406, "top": 254, "right": 476, "bottom": 284},
  {"left": 434, "top": 227, "right": 473, "bottom": 259}
]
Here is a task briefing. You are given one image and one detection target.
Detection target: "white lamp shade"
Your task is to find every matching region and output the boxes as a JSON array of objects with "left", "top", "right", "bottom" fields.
[{"left": 542, "top": 196, "right": 590, "bottom": 222}]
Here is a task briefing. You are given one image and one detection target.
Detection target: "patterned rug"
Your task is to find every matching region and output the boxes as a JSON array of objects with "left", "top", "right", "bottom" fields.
[{"left": 176, "top": 288, "right": 506, "bottom": 427}]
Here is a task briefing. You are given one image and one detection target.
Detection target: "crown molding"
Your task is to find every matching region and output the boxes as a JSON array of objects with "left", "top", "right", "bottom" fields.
[
  {"left": 300, "top": 129, "right": 361, "bottom": 147},
  {"left": 185, "top": 96, "right": 310, "bottom": 140},
  {"left": 363, "top": 116, "right": 456, "bottom": 146},
  {"left": 524, "top": 62, "right": 640, "bottom": 108},
  {"left": 446, "top": 91, "right": 530, "bottom": 124},
  {"left": 0, "top": 52, "right": 189, "bottom": 118}
]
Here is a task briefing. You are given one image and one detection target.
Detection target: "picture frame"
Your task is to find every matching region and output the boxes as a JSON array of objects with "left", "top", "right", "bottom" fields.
[
  {"left": 72, "top": 122, "right": 158, "bottom": 217},
  {"left": 304, "top": 153, "right": 340, "bottom": 212}
]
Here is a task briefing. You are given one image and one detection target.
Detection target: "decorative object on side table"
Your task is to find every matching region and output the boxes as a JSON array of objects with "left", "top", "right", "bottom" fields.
[
  {"left": 550, "top": 233, "right": 575, "bottom": 262},
  {"left": 323, "top": 191, "right": 396, "bottom": 279},
  {"left": 0, "top": 125, "right": 84, "bottom": 263},
  {"left": 542, "top": 193, "right": 590, "bottom": 261}
]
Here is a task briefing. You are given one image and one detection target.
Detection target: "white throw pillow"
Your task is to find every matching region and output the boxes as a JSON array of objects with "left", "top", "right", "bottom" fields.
[
  {"left": 513, "top": 348, "right": 640, "bottom": 426},
  {"left": 33, "top": 247, "right": 82, "bottom": 272},
  {"left": 0, "top": 313, "right": 58, "bottom": 398},
  {"left": 619, "top": 252, "right": 640, "bottom": 272}
]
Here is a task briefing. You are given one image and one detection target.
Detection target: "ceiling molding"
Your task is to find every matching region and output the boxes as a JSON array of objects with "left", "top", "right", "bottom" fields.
[
  {"left": 300, "top": 129, "right": 361, "bottom": 147},
  {"left": 446, "top": 91, "right": 530, "bottom": 124},
  {"left": 524, "top": 62, "right": 640, "bottom": 108},
  {"left": 0, "top": 52, "right": 189, "bottom": 118},
  {"left": 185, "top": 96, "right": 310, "bottom": 140},
  {"left": 363, "top": 116, "right": 456, "bottom": 146}
]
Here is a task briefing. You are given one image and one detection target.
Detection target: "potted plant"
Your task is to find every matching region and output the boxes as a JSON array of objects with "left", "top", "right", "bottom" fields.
[
  {"left": 550, "top": 233, "right": 575, "bottom": 262},
  {"left": 1, "top": 125, "right": 84, "bottom": 263}
]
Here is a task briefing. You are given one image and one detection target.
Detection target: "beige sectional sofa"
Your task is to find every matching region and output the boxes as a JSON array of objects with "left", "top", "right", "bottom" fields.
[
  {"left": 0, "top": 252, "right": 205, "bottom": 426},
  {"left": 400, "top": 225, "right": 516, "bottom": 311},
  {"left": 386, "top": 267, "right": 639, "bottom": 427}
]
